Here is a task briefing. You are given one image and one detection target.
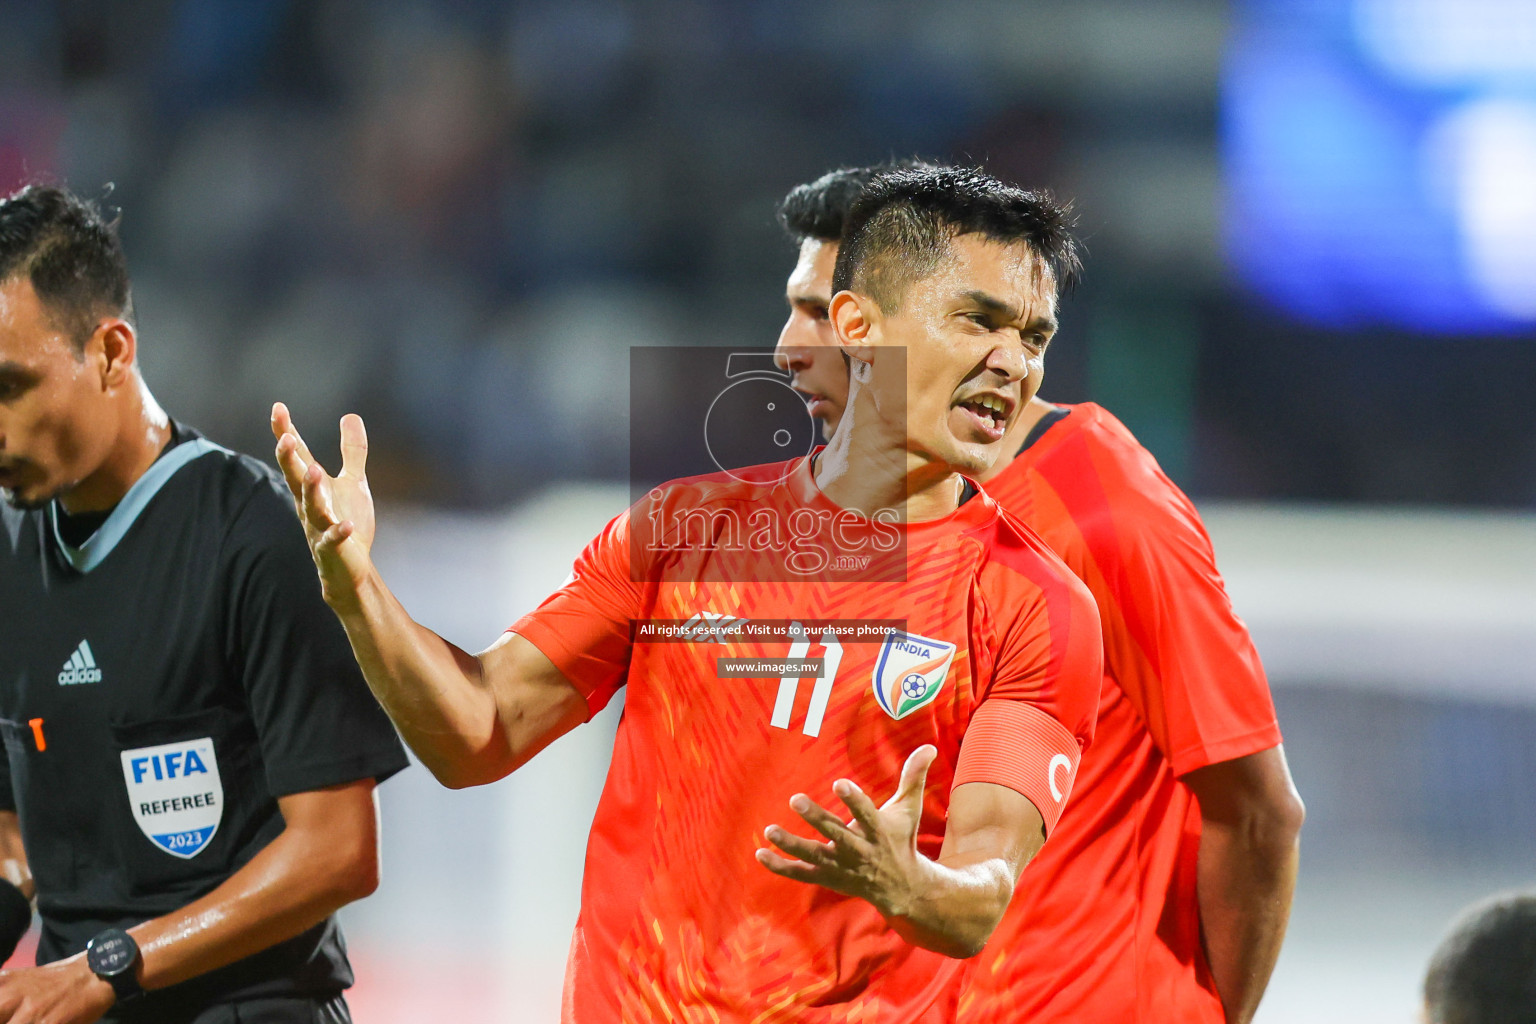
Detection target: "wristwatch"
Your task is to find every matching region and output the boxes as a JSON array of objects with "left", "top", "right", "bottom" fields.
[{"left": 85, "top": 928, "right": 144, "bottom": 1004}]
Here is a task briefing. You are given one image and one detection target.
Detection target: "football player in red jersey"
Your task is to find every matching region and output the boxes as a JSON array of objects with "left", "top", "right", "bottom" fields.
[
  {"left": 775, "top": 166, "right": 1304, "bottom": 1024},
  {"left": 777, "top": 165, "right": 882, "bottom": 438},
  {"left": 273, "top": 166, "right": 1108, "bottom": 1022}
]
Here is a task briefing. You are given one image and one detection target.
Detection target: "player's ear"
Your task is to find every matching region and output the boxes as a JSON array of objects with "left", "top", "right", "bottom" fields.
[
  {"left": 830, "top": 290, "right": 876, "bottom": 374},
  {"left": 94, "top": 318, "right": 138, "bottom": 390}
]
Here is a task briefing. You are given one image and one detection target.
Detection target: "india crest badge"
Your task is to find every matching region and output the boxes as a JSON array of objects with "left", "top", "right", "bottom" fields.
[
  {"left": 120, "top": 737, "right": 224, "bottom": 859},
  {"left": 871, "top": 630, "right": 957, "bottom": 720}
]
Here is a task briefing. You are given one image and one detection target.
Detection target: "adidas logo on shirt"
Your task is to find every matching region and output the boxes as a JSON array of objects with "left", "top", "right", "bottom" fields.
[
  {"left": 678, "top": 611, "right": 747, "bottom": 644},
  {"left": 58, "top": 640, "right": 103, "bottom": 685}
]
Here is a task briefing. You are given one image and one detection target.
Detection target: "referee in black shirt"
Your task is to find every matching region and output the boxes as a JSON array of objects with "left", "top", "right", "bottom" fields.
[{"left": 0, "top": 186, "right": 408, "bottom": 1023}]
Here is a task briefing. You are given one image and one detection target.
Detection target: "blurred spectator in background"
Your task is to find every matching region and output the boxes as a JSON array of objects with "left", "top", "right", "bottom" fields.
[{"left": 1423, "top": 892, "right": 1536, "bottom": 1024}]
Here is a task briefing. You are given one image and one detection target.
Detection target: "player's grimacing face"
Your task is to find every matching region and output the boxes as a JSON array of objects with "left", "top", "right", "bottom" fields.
[
  {"left": 0, "top": 277, "right": 114, "bottom": 509},
  {"left": 861, "top": 234, "right": 1056, "bottom": 477},
  {"left": 774, "top": 238, "right": 848, "bottom": 440}
]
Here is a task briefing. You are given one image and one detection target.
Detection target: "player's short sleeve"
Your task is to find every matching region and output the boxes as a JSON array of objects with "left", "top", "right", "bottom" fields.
[
  {"left": 224, "top": 476, "right": 409, "bottom": 798},
  {"left": 953, "top": 541, "right": 1104, "bottom": 835},
  {"left": 509, "top": 510, "right": 641, "bottom": 717},
  {"left": 1098, "top": 497, "right": 1281, "bottom": 777}
]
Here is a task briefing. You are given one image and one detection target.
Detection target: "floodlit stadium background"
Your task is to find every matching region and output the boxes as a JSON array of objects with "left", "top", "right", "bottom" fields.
[{"left": 4, "top": 1, "right": 1534, "bottom": 1021}]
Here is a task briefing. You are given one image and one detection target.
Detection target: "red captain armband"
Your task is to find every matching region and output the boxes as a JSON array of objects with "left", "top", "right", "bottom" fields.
[{"left": 952, "top": 700, "right": 1083, "bottom": 837}]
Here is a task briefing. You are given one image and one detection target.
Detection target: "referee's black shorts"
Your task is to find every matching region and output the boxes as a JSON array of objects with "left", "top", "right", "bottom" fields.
[{"left": 107, "top": 995, "right": 351, "bottom": 1024}]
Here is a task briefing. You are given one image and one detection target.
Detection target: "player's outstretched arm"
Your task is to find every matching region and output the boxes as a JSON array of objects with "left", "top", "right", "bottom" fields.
[
  {"left": 757, "top": 746, "right": 1044, "bottom": 959},
  {"left": 270, "top": 404, "right": 587, "bottom": 789},
  {"left": 1184, "top": 745, "right": 1305, "bottom": 1024}
]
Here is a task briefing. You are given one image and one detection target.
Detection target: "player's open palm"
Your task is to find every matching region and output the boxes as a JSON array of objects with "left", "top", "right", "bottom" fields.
[
  {"left": 271, "top": 403, "right": 376, "bottom": 610},
  {"left": 757, "top": 745, "right": 937, "bottom": 919}
]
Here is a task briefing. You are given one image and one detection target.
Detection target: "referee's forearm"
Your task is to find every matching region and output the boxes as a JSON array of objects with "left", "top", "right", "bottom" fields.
[
  {"left": 332, "top": 567, "right": 506, "bottom": 788},
  {"left": 130, "top": 781, "right": 380, "bottom": 992}
]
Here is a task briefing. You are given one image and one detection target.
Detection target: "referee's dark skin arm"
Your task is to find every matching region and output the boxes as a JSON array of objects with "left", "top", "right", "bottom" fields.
[{"left": 0, "top": 781, "right": 380, "bottom": 1024}]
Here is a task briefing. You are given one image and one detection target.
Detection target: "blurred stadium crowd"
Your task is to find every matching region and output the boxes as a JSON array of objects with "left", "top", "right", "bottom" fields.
[{"left": 5, "top": 0, "right": 1531, "bottom": 509}]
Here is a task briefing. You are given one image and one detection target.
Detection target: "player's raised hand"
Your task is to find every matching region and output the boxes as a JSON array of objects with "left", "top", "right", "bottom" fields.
[
  {"left": 271, "top": 403, "right": 377, "bottom": 610},
  {"left": 756, "top": 745, "right": 937, "bottom": 918}
]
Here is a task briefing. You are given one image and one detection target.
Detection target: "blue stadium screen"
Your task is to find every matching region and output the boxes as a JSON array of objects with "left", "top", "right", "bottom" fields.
[{"left": 1223, "top": 0, "right": 1536, "bottom": 333}]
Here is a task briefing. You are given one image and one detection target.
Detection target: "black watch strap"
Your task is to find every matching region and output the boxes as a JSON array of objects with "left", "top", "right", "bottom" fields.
[
  {"left": 85, "top": 928, "right": 144, "bottom": 1004},
  {"left": 104, "top": 966, "right": 145, "bottom": 1004}
]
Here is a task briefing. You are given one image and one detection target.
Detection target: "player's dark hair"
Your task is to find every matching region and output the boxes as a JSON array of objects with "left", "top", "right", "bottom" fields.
[
  {"left": 0, "top": 184, "right": 132, "bottom": 350},
  {"left": 1424, "top": 892, "right": 1536, "bottom": 1024},
  {"left": 832, "top": 165, "right": 1081, "bottom": 314},
  {"left": 777, "top": 160, "right": 936, "bottom": 244}
]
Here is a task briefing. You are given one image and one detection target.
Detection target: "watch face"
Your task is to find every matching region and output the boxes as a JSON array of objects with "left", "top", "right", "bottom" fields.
[{"left": 87, "top": 929, "right": 138, "bottom": 977}]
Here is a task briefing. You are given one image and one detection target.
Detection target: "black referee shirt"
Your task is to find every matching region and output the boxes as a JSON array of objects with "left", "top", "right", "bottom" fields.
[{"left": 0, "top": 422, "right": 408, "bottom": 1014}]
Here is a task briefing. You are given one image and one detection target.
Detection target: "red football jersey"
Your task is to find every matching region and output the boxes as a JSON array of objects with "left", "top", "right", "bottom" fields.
[
  {"left": 512, "top": 454, "right": 1103, "bottom": 1023},
  {"left": 959, "top": 404, "right": 1282, "bottom": 1023}
]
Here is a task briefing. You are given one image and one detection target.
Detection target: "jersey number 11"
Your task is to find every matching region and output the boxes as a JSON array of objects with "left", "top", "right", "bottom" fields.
[{"left": 770, "top": 625, "right": 844, "bottom": 738}]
